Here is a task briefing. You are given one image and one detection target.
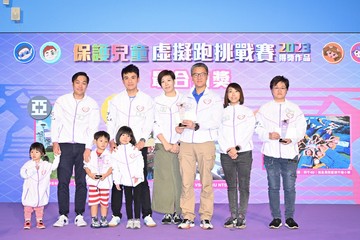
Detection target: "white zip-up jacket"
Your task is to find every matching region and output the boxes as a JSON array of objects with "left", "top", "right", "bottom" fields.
[
  {"left": 180, "top": 88, "right": 223, "bottom": 143},
  {"left": 51, "top": 93, "right": 100, "bottom": 149},
  {"left": 255, "top": 99, "right": 307, "bottom": 159},
  {"left": 111, "top": 144, "right": 144, "bottom": 187},
  {"left": 107, "top": 90, "right": 154, "bottom": 142},
  {"left": 83, "top": 149, "right": 113, "bottom": 189},
  {"left": 20, "top": 155, "right": 60, "bottom": 207},
  {"left": 153, "top": 90, "right": 186, "bottom": 144},
  {"left": 218, "top": 104, "right": 255, "bottom": 154}
]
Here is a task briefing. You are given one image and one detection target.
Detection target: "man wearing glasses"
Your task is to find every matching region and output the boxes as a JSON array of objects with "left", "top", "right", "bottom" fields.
[{"left": 175, "top": 63, "right": 222, "bottom": 230}]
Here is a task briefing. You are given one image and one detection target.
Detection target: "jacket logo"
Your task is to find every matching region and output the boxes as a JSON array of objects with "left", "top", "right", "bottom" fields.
[
  {"left": 130, "top": 153, "right": 137, "bottom": 159},
  {"left": 203, "top": 98, "right": 212, "bottom": 104},
  {"left": 82, "top": 107, "right": 90, "bottom": 112},
  {"left": 136, "top": 105, "right": 144, "bottom": 112},
  {"left": 237, "top": 114, "right": 245, "bottom": 120}
]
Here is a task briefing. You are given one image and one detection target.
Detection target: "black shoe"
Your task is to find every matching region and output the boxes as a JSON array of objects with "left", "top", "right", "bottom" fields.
[
  {"left": 235, "top": 218, "right": 246, "bottom": 229},
  {"left": 285, "top": 218, "right": 299, "bottom": 229},
  {"left": 223, "top": 218, "right": 236, "bottom": 228},
  {"left": 172, "top": 213, "right": 182, "bottom": 225},
  {"left": 161, "top": 214, "right": 172, "bottom": 225},
  {"left": 269, "top": 218, "right": 282, "bottom": 229}
]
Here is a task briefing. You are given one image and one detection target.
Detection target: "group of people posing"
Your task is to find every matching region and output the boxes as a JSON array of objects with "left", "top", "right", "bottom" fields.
[{"left": 20, "top": 63, "right": 307, "bottom": 231}]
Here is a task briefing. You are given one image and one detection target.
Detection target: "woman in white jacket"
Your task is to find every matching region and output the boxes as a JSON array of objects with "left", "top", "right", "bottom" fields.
[
  {"left": 112, "top": 126, "right": 144, "bottom": 229},
  {"left": 152, "top": 70, "right": 184, "bottom": 225},
  {"left": 218, "top": 83, "right": 255, "bottom": 229},
  {"left": 20, "top": 142, "right": 60, "bottom": 230}
]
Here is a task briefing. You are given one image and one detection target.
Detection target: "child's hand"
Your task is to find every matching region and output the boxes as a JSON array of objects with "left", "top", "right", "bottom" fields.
[
  {"left": 90, "top": 173, "right": 97, "bottom": 180},
  {"left": 115, "top": 184, "right": 121, "bottom": 191}
]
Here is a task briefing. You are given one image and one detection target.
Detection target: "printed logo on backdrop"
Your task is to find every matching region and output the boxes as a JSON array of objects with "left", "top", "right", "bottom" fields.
[
  {"left": 40, "top": 42, "right": 61, "bottom": 63},
  {"left": 350, "top": 42, "right": 360, "bottom": 63},
  {"left": 322, "top": 42, "right": 344, "bottom": 64},
  {"left": 13, "top": 42, "right": 35, "bottom": 63},
  {"left": 27, "top": 96, "right": 52, "bottom": 120}
]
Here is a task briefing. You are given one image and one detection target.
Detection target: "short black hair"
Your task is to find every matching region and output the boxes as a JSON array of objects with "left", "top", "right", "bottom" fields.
[
  {"left": 157, "top": 70, "right": 175, "bottom": 86},
  {"left": 72, "top": 72, "right": 89, "bottom": 84},
  {"left": 270, "top": 75, "right": 289, "bottom": 90},
  {"left": 122, "top": 64, "right": 139, "bottom": 79},
  {"left": 94, "top": 131, "right": 110, "bottom": 141}
]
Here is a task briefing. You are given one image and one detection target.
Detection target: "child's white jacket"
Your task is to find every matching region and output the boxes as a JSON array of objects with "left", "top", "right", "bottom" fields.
[
  {"left": 83, "top": 149, "right": 113, "bottom": 189},
  {"left": 20, "top": 155, "right": 60, "bottom": 207},
  {"left": 218, "top": 104, "right": 255, "bottom": 154},
  {"left": 111, "top": 144, "right": 144, "bottom": 187}
]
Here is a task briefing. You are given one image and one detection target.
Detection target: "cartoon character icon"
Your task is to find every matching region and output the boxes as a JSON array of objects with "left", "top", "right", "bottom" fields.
[
  {"left": 40, "top": 42, "right": 61, "bottom": 63},
  {"left": 322, "top": 42, "right": 344, "bottom": 64},
  {"left": 350, "top": 42, "right": 360, "bottom": 63},
  {"left": 13, "top": 42, "right": 35, "bottom": 63},
  {"left": 43, "top": 45, "right": 58, "bottom": 61}
]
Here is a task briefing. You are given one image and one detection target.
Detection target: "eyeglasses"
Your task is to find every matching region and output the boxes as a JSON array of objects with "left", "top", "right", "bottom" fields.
[{"left": 192, "top": 72, "right": 207, "bottom": 78}]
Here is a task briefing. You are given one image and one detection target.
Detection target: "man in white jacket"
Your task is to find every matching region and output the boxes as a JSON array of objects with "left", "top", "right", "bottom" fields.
[
  {"left": 176, "top": 63, "right": 223, "bottom": 230},
  {"left": 106, "top": 64, "right": 156, "bottom": 227},
  {"left": 255, "top": 75, "right": 306, "bottom": 230},
  {"left": 51, "top": 72, "right": 100, "bottom": 227}
]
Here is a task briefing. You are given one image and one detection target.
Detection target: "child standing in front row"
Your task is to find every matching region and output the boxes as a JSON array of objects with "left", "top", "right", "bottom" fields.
[
  {"left": 84, "top": 131, "right": 113, "bottom": 228},
  {"left": 112, "top": 126, "right": 144, "bottom": 229},
  {"left": 20, "top": 142, "right": 60, "bottom": 230}
]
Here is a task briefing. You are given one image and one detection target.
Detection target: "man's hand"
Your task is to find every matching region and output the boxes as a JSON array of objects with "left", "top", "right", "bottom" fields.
[
  {"left": 53, "top": 142, "right": 61, "bottom": 155},
  {"left": 83, "top": 148, "right": 91, "bottom": 162}
]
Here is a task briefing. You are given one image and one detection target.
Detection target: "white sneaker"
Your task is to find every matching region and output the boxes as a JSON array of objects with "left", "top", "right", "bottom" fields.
[
  {"left": 144, "top": 215, "right": 156, "bottom": 227},
  {"left": 53, "top": 215, "right": 69, "bottom": 227},
  {"left": 133, "top": 219, "right": 141, "bottom": 229},
  {"left": 126, "top": 219, "right": 134, "bottom": 229},
  {"left": 108, "top": 215, "right": 121, "bottom": 227},
  {"left": 74, "top": 214, "right": 87, "bottom": 227}
]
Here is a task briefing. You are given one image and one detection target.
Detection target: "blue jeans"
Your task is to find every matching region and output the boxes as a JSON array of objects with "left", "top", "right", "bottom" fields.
[
  {"left": 264, "top": 155, "right": 298, "bottom": 219},
  {"left": 221, "top": 151, "right": 253, "bottom": 220}
]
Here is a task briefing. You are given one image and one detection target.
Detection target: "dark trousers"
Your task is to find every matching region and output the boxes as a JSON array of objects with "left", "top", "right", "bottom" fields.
[
  {"left": 111, "top": 147, "right": 152, "bottom": 218},
  {"left": 140, "top": 147, "right": 152, "bottom": 218},
  {"left": 124, "top": 185, "right": 141, "bottom": 219},
  {"left": 57, "top": 143, "right": 87, "bottom": 216}
]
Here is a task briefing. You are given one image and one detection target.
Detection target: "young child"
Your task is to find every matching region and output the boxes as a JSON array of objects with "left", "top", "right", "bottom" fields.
[
  {"left": 20, "top": 142, "right": 60, "bottom": 230},
  {"left": 83, "top": 131, "right": 113, "bottom": 228},
  {"left": 111, "top": 126, "right": 144, "bottom": 229}
]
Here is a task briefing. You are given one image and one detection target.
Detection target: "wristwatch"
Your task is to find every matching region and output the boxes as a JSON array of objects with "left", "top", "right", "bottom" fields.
[
  {"left": 194, "top": 123, "right": 199, "bottom": 131},
  {"left": 235, "top": 145, "right": 241, "bottom": 152}
]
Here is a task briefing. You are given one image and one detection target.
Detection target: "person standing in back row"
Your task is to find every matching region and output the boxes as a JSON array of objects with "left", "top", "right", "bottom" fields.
[
  {"left": 218, "top": 82, "right": 255, "bottom": 229},
  {"left": 176, "top": 63, "right": 222, "bottom": 230},
  {"left": 51, "top": 72, "right": 100, "bottom": 227},
  {"left": 255, "top": 75, "right": 306, "bottom": 230},
  {"left": 106, "top": 64, "right": 156, "bottom": 227}
]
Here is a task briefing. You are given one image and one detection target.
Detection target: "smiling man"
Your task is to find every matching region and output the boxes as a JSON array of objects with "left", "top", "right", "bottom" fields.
[
  {"left": 176, "top": 63, "right": 223, "bottom": 230},
  {"left": 106, "top": 64, "right": 156, "bottom": 228},
  {"left": 51, "top": 72, "right": 100, "bottom": 228}
]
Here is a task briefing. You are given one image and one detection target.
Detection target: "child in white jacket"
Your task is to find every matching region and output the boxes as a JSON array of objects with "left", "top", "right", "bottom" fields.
[
  {"left": 83, "top": 131, "right": 113, "bottom": 228},
  {"left": 112, "top": 126, "right": 144, "bottom": 229},
  {"left": 20, "top": 142, "right": 60, "bottom": 230}
]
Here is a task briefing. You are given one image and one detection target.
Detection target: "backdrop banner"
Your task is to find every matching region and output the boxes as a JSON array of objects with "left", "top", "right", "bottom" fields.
[{"left": 0, "top": 33, "right": 359, "bottom": 204}]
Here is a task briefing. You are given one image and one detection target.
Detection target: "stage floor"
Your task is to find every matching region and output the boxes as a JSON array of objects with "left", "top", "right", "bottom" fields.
[{"left": 1, "top": 203, "right": 359, "bottom": 240}]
